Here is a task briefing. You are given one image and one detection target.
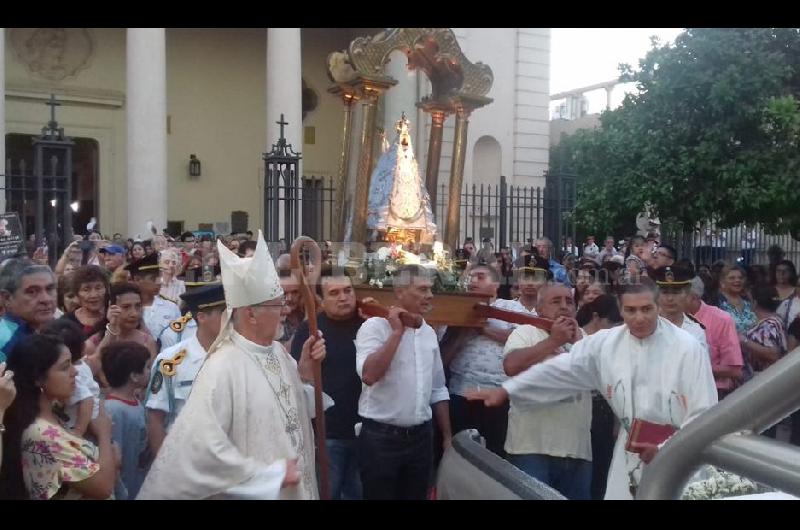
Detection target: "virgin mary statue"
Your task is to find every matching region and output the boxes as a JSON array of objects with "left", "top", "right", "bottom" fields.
[{"left": 363, "top": 113, "right": 438, "bottom": 243}]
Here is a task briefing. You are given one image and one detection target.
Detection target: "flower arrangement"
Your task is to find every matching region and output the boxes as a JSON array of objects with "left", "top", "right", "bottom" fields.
[
  {"left": 358, "top": 242, "right": 466, "bottom": 294},
  {"left": 680, "top": 466, "right": 767, "bottom": 500}
]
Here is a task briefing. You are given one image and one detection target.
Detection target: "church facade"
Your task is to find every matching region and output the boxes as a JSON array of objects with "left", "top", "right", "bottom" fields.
[{"left": 1, "top": 28, "right": 550, "bottom": 238}]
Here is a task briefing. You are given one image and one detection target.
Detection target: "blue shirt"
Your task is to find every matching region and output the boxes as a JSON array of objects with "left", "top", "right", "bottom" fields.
[
  {"left": 105, "top": 396, "right": 151, "bottom": 499},
  {"left": 0, "top": 314, "right": 35, "bottom": 363},
  {"left": 549, "top": 259, "right": 571, "bottom": 287}
]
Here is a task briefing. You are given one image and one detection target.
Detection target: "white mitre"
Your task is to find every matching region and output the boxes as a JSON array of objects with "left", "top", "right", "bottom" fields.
[{"left": 216, "top": 230, "right": 284, "bottom": 308}]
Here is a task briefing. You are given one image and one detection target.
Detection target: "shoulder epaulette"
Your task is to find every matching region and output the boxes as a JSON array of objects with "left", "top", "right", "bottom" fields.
[
  {"left": 160, "top": 348, "right": 188, "bottom": 377},
  {"left": 169, "top": 312, "right": 194, "bottom": 333},
  {"left": 685, "top": 313, "right": 706, "bottom": 330},
  {"left": 159, "top": 294, "right": 178, "bottom": 305}
]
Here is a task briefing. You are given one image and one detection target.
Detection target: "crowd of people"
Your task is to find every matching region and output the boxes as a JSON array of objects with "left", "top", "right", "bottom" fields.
[{"left": 0, "top": 226, "right": 797, "bottom": 500}]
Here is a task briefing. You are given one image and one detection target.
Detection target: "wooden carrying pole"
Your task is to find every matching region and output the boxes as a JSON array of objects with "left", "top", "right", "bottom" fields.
[
  {"left": 289, "top": 236, "right": 330, "bottom": 500},
  {"left": 357, "top": 300, "right": 423, "bottom": 328}
]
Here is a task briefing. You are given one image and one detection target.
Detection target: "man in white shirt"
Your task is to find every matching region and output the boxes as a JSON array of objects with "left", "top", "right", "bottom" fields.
[
  {"left": 467, "top": 280, "right": 717, "bottom": 499},
  {"left": 442, "top": 264, "right": 527, "bottom": 457},
  {"left": 500, "top": 283, "right": 592, "bottom": 499},
  {"left": 355, "top": 264, "right": 452, "bottom": 500}
]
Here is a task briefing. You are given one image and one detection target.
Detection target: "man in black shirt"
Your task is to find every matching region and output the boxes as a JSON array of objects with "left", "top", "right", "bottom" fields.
[{"left": 290, "top": 269, "right": 364, "bottom": 500}]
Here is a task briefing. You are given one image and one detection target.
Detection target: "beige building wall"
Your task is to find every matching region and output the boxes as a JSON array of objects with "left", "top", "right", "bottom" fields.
[
  {"left": 164, "top": 28, "right": 268, "bottom": 234},
  {"left": 4, "top": 28, "right": 127, "bottom": 233},
  {"left": 4, "top": 28, "right": 352, "bottom": 236},
  {"left": 4, "top": 28, "right": 549, "bottom": 237}
]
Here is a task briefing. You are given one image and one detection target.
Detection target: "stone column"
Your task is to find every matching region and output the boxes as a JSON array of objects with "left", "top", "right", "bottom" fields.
[
  {"left": 328, "top": 85, "right": 359, "bottom": 241},
  {"left": 126, "top": 28, "right": 167, "bottom": 238},
  {"left": 0, "top": 28, "right": 6, "bottom": 213},
  {"left": 349, "top": 76, "right": 395, "bottom": 250},
  {"left": 444, "top": 103, "right": 472, "bottom": 251},
  {"left": 418, "top": 100, "right": 450, "bottom": 217},
  {"left": 266, "top": 28, "right": 303, "bottom": 241},
  {"left": 266, "top": 28, "right": 302, "bottom": 164}
]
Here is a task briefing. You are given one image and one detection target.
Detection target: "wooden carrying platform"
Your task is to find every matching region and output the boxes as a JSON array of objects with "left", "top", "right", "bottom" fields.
[{"left": 353, "top": 286, "right": 491, "bottom": 328}]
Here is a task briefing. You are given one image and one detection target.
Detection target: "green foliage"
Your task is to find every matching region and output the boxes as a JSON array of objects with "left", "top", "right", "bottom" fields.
[{"left": 563, "top": 28, "right": 800, "bottom": 237}]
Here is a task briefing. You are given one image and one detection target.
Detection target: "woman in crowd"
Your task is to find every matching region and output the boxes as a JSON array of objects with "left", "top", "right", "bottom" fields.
[
  {"left": 129, "top": 242, "right": 147, "bottom": 264},
  {"left": 55, "top": 281, "right": 81, "bottom": 320},
  {"left": 773, "top": 260, "right": 800, "bottom": 329},
  {"left": 0, "top": 334, "right": 115, "bottom": 499},
  {"left": 741, "top": 284, "right": 788, "bottom": 438},
  {"left": 62, "top": 266, "right": 110, "bottom": 337},
  {"left": 716, "top": 264, "right": 757, "bottom": 336},
  {"left": 581, "top": 278, "right": 608, "bottom": 308},
  {"left": 622, "top": 235, "right": 648, "bottom": 284},
  {"left": 84, "top": 283, "right": 157, "bottom": 381}
]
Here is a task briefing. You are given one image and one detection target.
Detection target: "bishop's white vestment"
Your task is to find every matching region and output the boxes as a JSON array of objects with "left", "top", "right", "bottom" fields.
[{"left": 137, "top": 328, "right": 318, "bottom": 500}]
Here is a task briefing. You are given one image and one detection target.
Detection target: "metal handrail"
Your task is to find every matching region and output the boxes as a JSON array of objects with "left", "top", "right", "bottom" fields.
[{"left": 637, "top": 347, "right": 800, "bottom": 499}]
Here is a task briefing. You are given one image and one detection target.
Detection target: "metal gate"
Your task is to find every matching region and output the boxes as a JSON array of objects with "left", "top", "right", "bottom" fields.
[{"left": 2, "top": 96, "right": 74, "bottom": 266}]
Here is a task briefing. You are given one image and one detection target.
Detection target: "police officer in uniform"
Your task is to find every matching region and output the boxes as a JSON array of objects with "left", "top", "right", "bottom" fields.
[
  {"left": 145, "top": 282, "right": 226, "bottom": 456},
  {"left": 128, "top": 254, "right": 181, "bottom": 343},
  {"left": 157, "top": 282, "right": 209, "bottom": 351},
  {"left": 652, "top": 265, "right": 709, "bottom": 352}
]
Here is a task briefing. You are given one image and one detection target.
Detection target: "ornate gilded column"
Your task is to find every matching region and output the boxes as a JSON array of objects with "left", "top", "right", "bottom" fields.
[
  {"left": 349, "top": 76, "right": 396, "bottom": 250},
  {"left": 442, "top": 94, "right": 491, "bottom": 251},
  {"left": 328, "top": 85, "right": 359, "bottom": 242},
  {"left": 444, "top": 103, "right": 470, "bottom": 251},
  {"left": 418, "top": 99, "right": 450, "bottom": 215}
]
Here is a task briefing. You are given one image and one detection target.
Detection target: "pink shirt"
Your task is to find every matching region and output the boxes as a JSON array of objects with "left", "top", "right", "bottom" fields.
[{"left": 694, "top": 301, "right": 744, "bottom": 390}]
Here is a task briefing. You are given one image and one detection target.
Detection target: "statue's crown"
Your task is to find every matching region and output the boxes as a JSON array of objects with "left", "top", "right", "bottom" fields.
[{"left": 395, "top": 112, "right": 410, "bottom": 135}]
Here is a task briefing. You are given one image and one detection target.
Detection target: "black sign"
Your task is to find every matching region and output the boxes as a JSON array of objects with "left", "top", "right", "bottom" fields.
[{"left": 0, "top": 212, "right": 27, "bottom": 260}]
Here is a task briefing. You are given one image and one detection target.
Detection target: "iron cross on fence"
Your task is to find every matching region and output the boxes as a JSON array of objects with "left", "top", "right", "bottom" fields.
[
  {"left": 46, "top": 93, "right": 61, "bottom": 128},
  {"left": 276, "top": 114, "right": 288, "bottom": 140}
]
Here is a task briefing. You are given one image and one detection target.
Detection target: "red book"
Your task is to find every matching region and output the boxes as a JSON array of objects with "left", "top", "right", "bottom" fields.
[{"left": 625, "top": 418, "right": 677, "bottom": 453}]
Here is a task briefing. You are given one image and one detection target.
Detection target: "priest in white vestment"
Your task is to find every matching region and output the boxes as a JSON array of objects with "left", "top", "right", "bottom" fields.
[
  {"left": 137, "top": 230, "right": 325, "bottom": 500},
  {"left": 466, "top": 280, "right": 718, "bottom": 499}
]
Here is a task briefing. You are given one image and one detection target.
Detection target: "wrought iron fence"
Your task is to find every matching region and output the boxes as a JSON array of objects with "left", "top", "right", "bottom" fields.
[
  {"left": 262, "top": 173, "right": 571, "bottom": 250},
  {"left": 2, "top": 161, "right": 72, "bottom": 268},
  {"left": 433, "top": 174, "right": 574, "bottom": 250},
  {"left": 662, "top": 221, "right": 800, "bottom": 268}
]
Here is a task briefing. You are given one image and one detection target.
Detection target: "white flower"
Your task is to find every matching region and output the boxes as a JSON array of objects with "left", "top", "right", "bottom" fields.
[{"left": 376, "top": 280, "right": 383, "bottom": 288}]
